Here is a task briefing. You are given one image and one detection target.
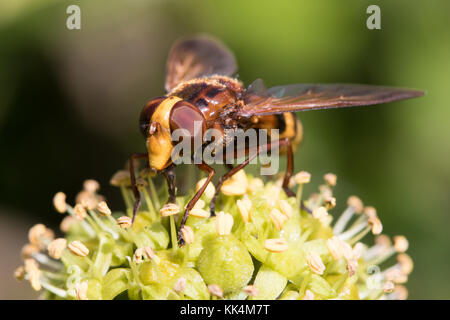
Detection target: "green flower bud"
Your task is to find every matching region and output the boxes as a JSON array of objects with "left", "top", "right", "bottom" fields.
[
  {"left": 197, "top": 235, "right": 253, "bottom": 294},
  {"left": 250, "top": 265, "right": 287, "bottom": 300}
]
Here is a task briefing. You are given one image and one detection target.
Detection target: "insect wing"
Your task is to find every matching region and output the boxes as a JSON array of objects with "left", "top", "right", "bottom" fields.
[
  {"left": 165, "top": 35, "right": 237, "bottom": 92},
  {"left": 239, "top": 80, "right": 424, "bottom": 117}
]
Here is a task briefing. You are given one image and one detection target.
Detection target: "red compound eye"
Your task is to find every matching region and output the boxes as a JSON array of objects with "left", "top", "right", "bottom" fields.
[{"left": 169, "top": 100, "right": 206, "bottom": 142}]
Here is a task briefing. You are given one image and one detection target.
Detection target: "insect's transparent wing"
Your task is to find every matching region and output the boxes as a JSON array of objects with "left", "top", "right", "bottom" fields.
[
  {"left": 165, "top": 35, "right": 237, "bottom": 92},
  {"left": 239, "top": 80, "right": 424, "bottom": 117}
]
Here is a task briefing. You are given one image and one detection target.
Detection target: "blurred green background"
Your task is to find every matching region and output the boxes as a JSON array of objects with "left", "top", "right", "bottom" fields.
[{"left": 0, "top": 0, "right": 449, "bottom": 299}]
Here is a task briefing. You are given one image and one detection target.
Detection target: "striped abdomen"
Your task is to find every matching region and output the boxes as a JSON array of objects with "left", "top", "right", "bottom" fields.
[{"left": 250, "top": 112, "right": 303, "bottom": 152}]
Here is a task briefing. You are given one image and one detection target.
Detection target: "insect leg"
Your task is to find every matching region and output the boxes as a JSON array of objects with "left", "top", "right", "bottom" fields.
[
  {"left": 129, "top": 153, "right": 149, "bottom": 223},
  {"left": 162, "top": 164, "right": 177, "bottom": 203},
  {"left": 210, "top": 141, "right": 274, "bottom": 215},
  {"left": 209, "top": 138, "right": 300, "bottom": 215},
  {"left": 279, "top": 138, "right": 295, "bottom": 198},
  {"left": 178, "top": 162, "right": 215, "bottom": 245},
  {"left": 278, "top": 138, "right": 312, "bottom": 213}
]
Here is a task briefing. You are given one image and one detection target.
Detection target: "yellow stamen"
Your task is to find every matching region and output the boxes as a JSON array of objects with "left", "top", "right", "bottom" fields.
[
  {"left": 264, "top": 238, "right": 288, "bottom": 253},
  {"left": 68, "top": 241, "right": 89, "bottom": 257},
  {"left": 53, "top": 192, "right": 67, "bottom": 213},
  {"left": 215, "top": 212, "right": 233, "bottom": 236}
]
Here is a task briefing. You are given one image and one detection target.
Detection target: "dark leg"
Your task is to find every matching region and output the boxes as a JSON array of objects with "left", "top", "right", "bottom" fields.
[
  {"left": 178, "top": 162, "right": 215, "bottom": 245},
  {"left": 162, "top": 164, "right": 177, "bottom": 203},
  {"left": 129, "top": 153, "right": 149, "bottom": 223},
  {"left": 278, "top": 140, "right": 311, "bottom": 211},
  {"left": 209, "top": 138, "right": 296, "bottom": 215},
  {"left": 210, "top": 160, "right": 254, "bottom": 216},
  {"left": 281, "top": 139, "right": 295, "bottom": 198}
]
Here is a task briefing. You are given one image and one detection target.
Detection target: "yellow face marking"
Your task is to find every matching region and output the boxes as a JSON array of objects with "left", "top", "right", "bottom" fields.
[
  {"left": 281, "top": 113, "right": 296, "bottom": 139},
  {"left": 292, "top": 117, "right": 303, "bottom": 153},
  {"left": 147, "top": 96, "right": 182, "bottom": 170}
]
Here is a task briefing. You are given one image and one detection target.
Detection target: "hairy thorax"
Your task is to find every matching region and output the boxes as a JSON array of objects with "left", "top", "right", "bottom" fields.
[{"left": 168, "top": 76, "right": 244, "bottom": 122}]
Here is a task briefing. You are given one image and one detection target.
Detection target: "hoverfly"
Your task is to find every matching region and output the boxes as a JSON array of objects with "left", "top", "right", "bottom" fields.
[{"left": 130, "top": 35, "right": 423, "bottom": 244}]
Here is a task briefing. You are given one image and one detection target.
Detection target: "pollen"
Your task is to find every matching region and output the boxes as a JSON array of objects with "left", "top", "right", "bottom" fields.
[
  {"left": 352, "top": 242, "right": 365, "bottom": 260},
  {"left": 117, "top": 216, "right": 132, "bottom": 228},
  {"left": 24, "top": 259, "right": 41, "bottom": 291},
  {"left": 14, "top": 266, "right": 26, "bottom": 282},
  {"left": 196, "top": 178, "right": 215, "bottom": 199},
  {"left": 192, "top": 199, "right": 205, "bottom": 210},
  {"left": 393, "top": 235, "right": 409, "bottom": 253},
  {"left": 97, "top": 201, "right": 112, "bottom": 216},
  {"left": 312, "top": 206, "right": 329, "bottom": 225},
  {"left": 264, "top": 238, "right": 288, "bottom": 253},
  {"left": 189, "top": 208, "right": 210, "bottom": 219},
  {"left": 47, "top": 238, "right": 67, "bottom": 259},
  {"left": 68, "top": 240, "right": 89, "bottom": 257},
  {"left": 375, "top": 234, "right": 392, "bottom": 247},
  {"left": 74, "top": 204, "right": 88, "bottom": 220},
  {"left": 397, "top": 253, "right": 413, "bottom": 275},
  {"left": 76, "top": 190, "right": 99, "bottom": 210},
  {"left": 24, "top": 258, "right": 39, "bottom": 274},
  {"left": 53, "top": 192, "right": 67, "bottom": 213},
  {"left": 236, "top": 197, "right": 252, "bottom": 222},
  {"left": 159, "top": 203, "right": 180, "bottom": 217},
  {"left": 385, "top": 268, "right": 408, "bottom": 284},
  {"left": 306, "top": 252, "right": 326, "bottom": 275},
  {"left": 326, "top": 236, "right": 344, "bottom": 260},
  {"left": 29, "top": 270, "right": 42, "bottom": 291},
  {"left": 60, "top": 216, "right": 76, "bottom": 233},
  {"left": 180, "top": 225, "right": 194, "bottom": 244},
  {"left": 221, "top": 170, "right": 248, "bottom": 196},
  {"left": 110, "top": 170, "right": 131, "bottom": 186},
  {"left": 143, "top": 246, "right": 160, "bottom": 264},
  {"left": 294, "top": 171, "right": 311, "bottom": 184},
  {"left": 368, "top": 216, "right": 383, "bottom": 235},
  {"left": 28, "top": 224, "right": 46, "bottom": 247},
  {"left": 75, "top": 281, "right": 89, "bottom": 300},
  {"left": 21, "top": 244, "right": 39, "bottom": 259},
  {"left": 347, "top": 195, "right": 364, "bottom": 214},
  {"left": 340, "top": 240, "right": 355, "bottom": 260},
  {"left": 269, "top": 208, "right": 288, "bottom": 230},
  {"left": 83, "top": 179, "right": 100, "bottom": 194},
  {"left": 392, "top": 285, "right": 408, "bottom": 300},
  {"left": 215, "top": 212, "right": 233, "bottom": 236},
  {"left": 324, "top": 173, "right": 337, "bottom": 186},
  {"left": 278, "top": 199, "right": 292, "bottom": 219},
  {"left": 364, "top": 206, "right": 377, "bottom": 219}
]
